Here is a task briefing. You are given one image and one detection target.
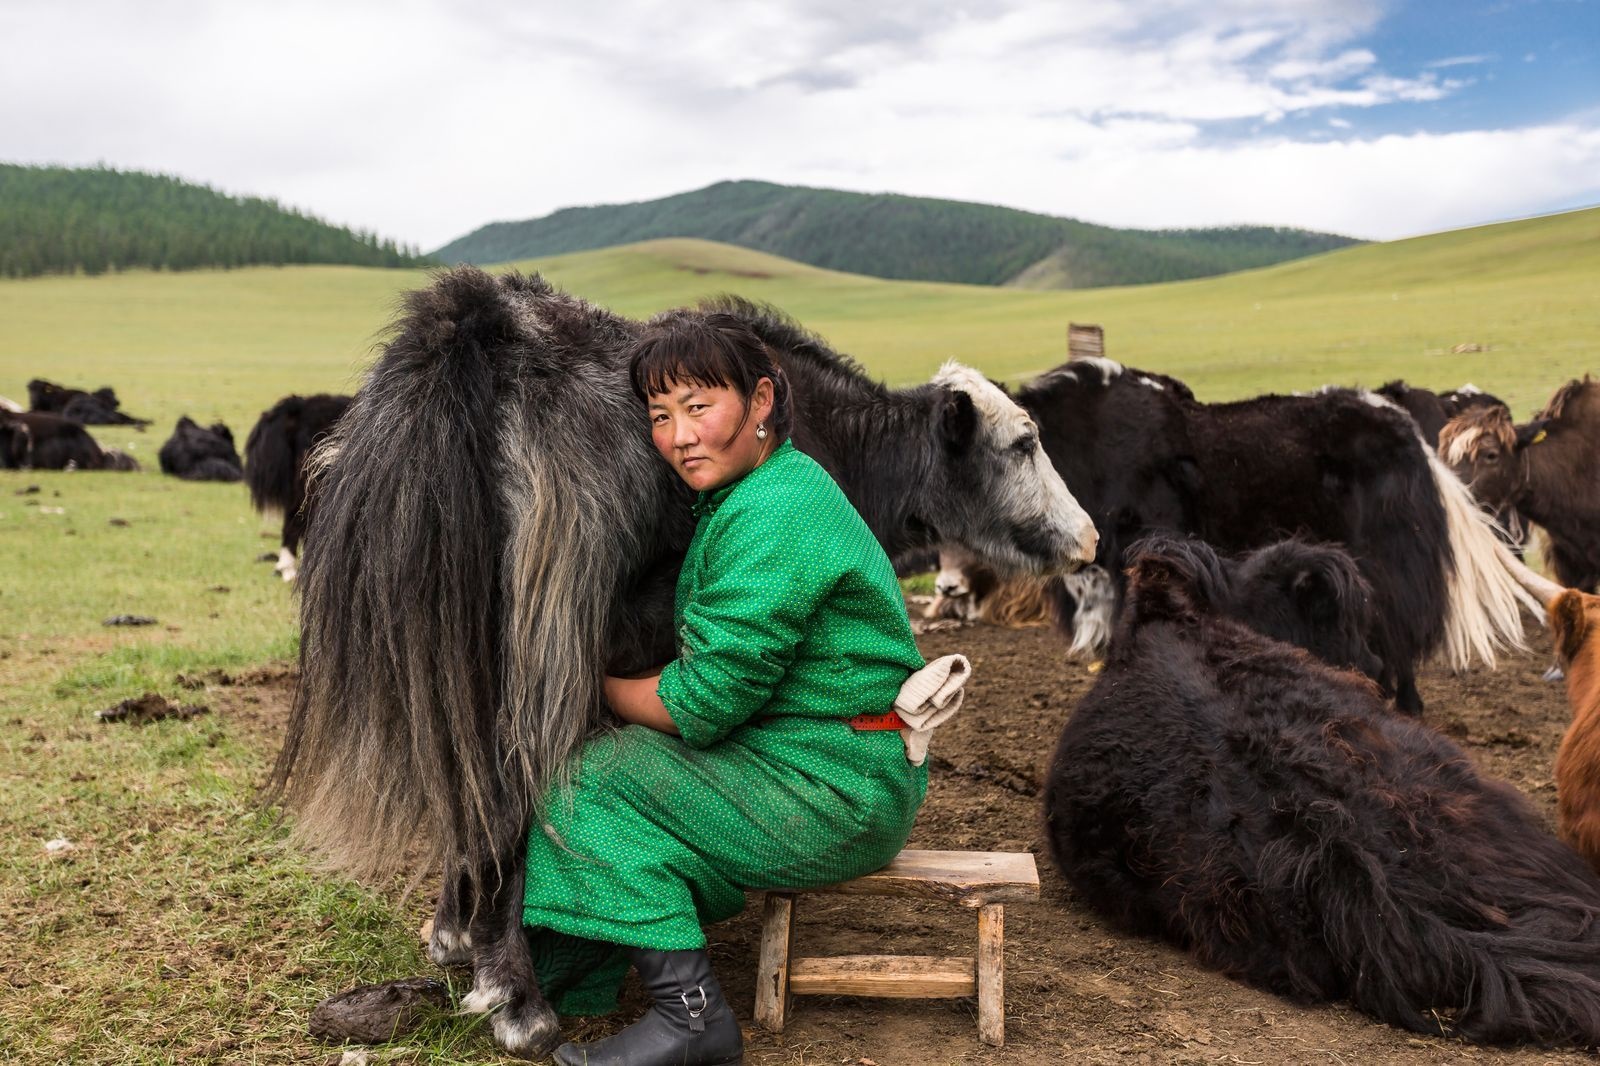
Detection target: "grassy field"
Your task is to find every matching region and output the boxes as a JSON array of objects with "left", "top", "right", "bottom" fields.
[{"left": 1, "top": 206, "right": 1596, "bottom": 1062}]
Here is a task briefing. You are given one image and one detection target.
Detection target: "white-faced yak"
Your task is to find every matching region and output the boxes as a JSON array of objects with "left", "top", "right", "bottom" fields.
[
  {"left": 271, "top": 267, "right": 1098, "bottom": 1057},
  {"left": 1442, "top": 376, "right": 1600, "bottom": 595},
  {"left": 1045, "top": 535, "right": 1600, "bottom": 1048}
]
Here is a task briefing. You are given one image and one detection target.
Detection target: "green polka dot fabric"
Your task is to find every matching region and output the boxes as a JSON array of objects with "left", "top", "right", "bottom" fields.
[{"left": 522, "top": 439, "right": 928, "bottom": 1010}]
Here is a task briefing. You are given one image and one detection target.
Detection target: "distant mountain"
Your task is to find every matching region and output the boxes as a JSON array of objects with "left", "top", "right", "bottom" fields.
[
  {"left": 433, "top": 180, "right": 1361, "bottom": 289},
  {"left": 0, "top": 163, "right": 434, "bottom": 278}
]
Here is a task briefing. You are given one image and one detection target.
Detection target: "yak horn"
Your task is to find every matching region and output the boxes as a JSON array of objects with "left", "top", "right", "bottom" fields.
[{"left": 1501, "top": 548, "right": 1566, "bottom": 609}]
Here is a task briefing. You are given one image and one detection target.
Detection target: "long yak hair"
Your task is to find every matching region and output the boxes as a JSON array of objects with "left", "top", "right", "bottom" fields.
[
  {"left": 269, "top": 269, "right": 693, "bottom": 887},
  {"left": 1046, "top": 536, "right": 1600, "bottom": 1047},
  {"left": 270, "top": 266, "right": 1097, "bottom": 896}
]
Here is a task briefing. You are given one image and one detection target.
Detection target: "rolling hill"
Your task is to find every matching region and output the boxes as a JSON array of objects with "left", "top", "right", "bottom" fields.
[
  {"left": 0, "top": 163, "right": 434, "bottom": 277},
  {"left": 2, "top": 203, "right": 1594, "bottom": 440},
  {"left": 431, "top": 180, "right": 1360, "bottom": 290}
]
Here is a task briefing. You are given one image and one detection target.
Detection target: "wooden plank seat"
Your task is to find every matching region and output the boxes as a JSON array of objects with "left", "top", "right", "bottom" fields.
[{"left": 753, "top": 849, "right": 1041, "bottom": 1046}]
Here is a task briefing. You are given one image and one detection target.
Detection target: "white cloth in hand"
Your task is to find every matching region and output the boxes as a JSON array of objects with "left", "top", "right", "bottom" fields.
[{"left": 893, "top": 653, "right": 971, "bottom": 766}]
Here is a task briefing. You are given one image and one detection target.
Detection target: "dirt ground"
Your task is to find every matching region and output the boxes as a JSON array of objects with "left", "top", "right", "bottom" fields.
[
  {"left": 249, "top": 617, "right": 1589, "bottom": 1065},
  {"left": 711, "top": 618, "right": 1590, "bottom": 1066}
]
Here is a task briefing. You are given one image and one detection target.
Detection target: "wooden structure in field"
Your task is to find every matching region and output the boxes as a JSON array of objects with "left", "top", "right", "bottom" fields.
[{"left": 1068, "top": 322, "right": 1104, "bottom": 360}]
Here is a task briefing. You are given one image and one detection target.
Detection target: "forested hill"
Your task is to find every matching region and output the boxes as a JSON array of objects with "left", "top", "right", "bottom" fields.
[
  {"left": 0, "top": 164, "right": 433, "bottom": 277},
  {"left": 433, "top": 180, "right": 1361, "bottom": 289}
]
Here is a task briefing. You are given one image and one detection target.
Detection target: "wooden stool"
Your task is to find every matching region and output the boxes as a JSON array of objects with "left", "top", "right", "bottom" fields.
[{"left": 752, "top": 849, "right": 1040, "bottom": 1046}]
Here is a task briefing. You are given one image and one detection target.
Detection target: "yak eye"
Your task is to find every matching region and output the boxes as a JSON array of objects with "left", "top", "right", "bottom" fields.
[{"left": 1012, "top": 435, "right": 1035, "bottom": 455}]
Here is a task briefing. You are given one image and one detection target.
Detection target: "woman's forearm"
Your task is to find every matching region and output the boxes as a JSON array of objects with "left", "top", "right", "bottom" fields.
[{"left": 603, "top": 673, "right": 680, "bottom": 735}]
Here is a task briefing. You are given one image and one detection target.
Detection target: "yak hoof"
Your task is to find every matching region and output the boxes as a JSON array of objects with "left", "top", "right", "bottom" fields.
[
  {"left": 274, "top": 547, "right": 298, "bottom": 582},
  {"left": 490, "top": 996, "right": 562, "bottom": 1060},
  {"left": 459, "top": 977, "right": 511, "bottom": 1015},
  {"left": 1543, "top": 663, "right": 1566, "bottom": 683},
  {"left": 427, "top": 925, "right": 473, "bottom": 968}
]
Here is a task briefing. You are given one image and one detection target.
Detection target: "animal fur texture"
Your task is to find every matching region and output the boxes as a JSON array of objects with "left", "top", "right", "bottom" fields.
[
  {"left": 158, "top": 417, "right": 243, "bottom": 481},
  {"left": 1441, "top": 377, "right": 1600, "bottom": 594},
  {"left": 927, "top": 547, "right": 1114, "bottom": 657},
  {"left": 1549, "top": 588, "right": 1600, "bottom": 872},
  {"left": 271, "top": 267, "right": 1097, "bottom": 1055},
  {"left": 0, "top": 410, "right": 136, "bottom": 471},
  {"left": 1046, "top": 536, "right": 1600, "bottom": 1047},
  {"left": 1016, "top": 358, "right": 1537, "bottom": 712},
  {"left": 244, "top": 393, "right": 352, "bottom": 581}
]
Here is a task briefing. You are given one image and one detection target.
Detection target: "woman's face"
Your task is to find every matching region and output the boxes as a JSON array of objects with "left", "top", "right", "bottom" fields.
[{"left": 648, "top": 377, "right": 775, "bottom": 493}]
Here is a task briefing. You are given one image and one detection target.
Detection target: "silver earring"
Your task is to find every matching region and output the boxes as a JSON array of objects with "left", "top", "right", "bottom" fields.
[{"left": 756, "top": 422, "right": 767, "bottom": 440}]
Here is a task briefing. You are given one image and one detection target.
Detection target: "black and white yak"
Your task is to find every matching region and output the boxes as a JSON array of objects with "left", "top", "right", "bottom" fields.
[
  {"left": 270, "top": 267, "right": 1098, "bottom": 1057},
  {"left": 1045, "top": 534, "right": 1600, "bottom": 1048},
  {"left": 157, "top": 417, "right": 244, "bottom": 481},
  {"left": 0, "top": 411, "right": 138, "bottom": 471},
  {"left": 244, "top": 393, "right": 352, "bottom": 581},
  {"left": 27, "top": 378, "right": 150, "bottom": 426},
  {"left": 1008, "top": 355, "right": 1539, "bottom": 713}
]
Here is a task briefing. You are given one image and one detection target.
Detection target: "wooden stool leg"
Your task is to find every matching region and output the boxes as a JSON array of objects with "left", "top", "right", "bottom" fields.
[
  {"left": 977, "top": 903, "right": 1004, "bottom": 1045},
  {"left": 755, "top": 892, "right": 796, "bottom": 1033}
]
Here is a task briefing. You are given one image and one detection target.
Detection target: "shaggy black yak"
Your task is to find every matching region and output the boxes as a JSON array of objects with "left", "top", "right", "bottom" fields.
[
  {"left": 0, "top": 411, "right": 137, "bottom": 471},
  {"left": 27, "top": 378, "right": 149, "bottom": 426},
  {"left": 1046, "top": 535, "right": 1600, "bottom": 1048},
  {"left": 1014, "top": 356, "right": 1540, "bottom": 712},
  {"left": 244, "top": 392, "right": 352, "bottom": 581},
  {"left": 158, "top": 417, "right": 243, "bottom": 481},
  {"left": 273, "top": 267, "right": 1098, "bottom": 1056}
]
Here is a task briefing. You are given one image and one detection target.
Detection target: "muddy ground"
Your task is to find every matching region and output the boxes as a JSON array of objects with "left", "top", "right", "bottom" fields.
[{"left": 251, "top": 617, "right": 1587, "bottom": 1065}]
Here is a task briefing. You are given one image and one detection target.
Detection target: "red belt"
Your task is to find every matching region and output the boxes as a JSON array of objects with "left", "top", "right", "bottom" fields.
[{"left": 847, "top": 710, "right": 906, "bottom": 731}]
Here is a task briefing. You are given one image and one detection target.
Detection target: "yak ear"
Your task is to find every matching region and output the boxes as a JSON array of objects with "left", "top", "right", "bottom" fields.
[
  {"left": 1550, "top": 590, "right": 1592, "bottom": 665},
  {"left": 940, "top": 389, "right": 978, "bottom": 453},
  {"left": 1517, "top": 418, "right": 1552, "bottom": 448},
  {"left": 1126, "top": 552, "right": 1206, "bottom": 624},
  {"left": 1289, "top": 564, "right": 1344, "bottom": 622}
]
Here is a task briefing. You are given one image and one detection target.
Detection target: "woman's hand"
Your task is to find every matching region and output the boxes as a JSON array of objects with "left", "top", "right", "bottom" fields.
[{"left": 603, "top": 673, "right": 680, "bottom": 735}]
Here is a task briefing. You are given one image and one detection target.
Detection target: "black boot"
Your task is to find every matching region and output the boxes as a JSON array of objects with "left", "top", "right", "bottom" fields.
[{"left": 551, "top": 947, "right": 743, "bottom": 1066}]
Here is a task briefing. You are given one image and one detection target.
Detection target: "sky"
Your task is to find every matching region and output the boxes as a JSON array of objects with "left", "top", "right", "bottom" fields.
[{"left": 2, "top": 0, "right": 1597, "bottom": 249}]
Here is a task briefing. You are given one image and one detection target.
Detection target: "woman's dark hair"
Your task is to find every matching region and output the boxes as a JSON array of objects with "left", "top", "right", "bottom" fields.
[{"left": 628, "top": 309, "right": 794, "bottom": 443}]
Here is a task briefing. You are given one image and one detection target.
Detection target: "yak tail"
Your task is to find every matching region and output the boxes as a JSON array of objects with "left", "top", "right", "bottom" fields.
[
  {"left": 1319, "top": 815, "right": 1600, "bottom": 1046},
  {"left": 1428, "top": 447, "right": 1540, "bottom": 668},
  {"left": 244, "top": 402, "right": 300, "bottom": 514},
  {"left": 269, "top": 268, "right": 530, "bottom": 885}
]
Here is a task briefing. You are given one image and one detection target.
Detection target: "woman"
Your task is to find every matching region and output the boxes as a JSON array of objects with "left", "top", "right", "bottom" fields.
[{"left": 521, "top": 309, "right": 929, "bottom": 1066}]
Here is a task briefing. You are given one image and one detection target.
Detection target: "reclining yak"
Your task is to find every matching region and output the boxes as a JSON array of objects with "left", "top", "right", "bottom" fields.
[
  {"left": 1, "top": 410, "right": 138, "bottom": 470},
  {"left": 272, "top": 267, "right": 1097, "bottom": 1057},
  {"left": 158, "top": 417, "right": 244, "bottom": 481},
  {"left": 1046, "top": 535, "right": 1600, "bottom": 1048},
  {"left": 1007, "top": 354, "right": 1539, "bottom": 713}
]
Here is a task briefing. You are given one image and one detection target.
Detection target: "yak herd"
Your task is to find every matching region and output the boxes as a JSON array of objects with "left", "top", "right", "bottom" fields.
[
  {"left": 9, "top": 265, "right": 1600, "bottom": 1056},
  {"left": 1, "top": 377, "right": 349, "bottom": 578}
]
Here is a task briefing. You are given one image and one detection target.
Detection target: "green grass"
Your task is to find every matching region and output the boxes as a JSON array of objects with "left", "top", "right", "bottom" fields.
[{"left": 0, "top": 205, "right": 1596, "bottom": 1062}]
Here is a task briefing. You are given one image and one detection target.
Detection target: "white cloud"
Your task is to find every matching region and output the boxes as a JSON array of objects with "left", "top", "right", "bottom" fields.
[
  {"left": 1427, "top": 54, "right": 1491, "bottom": 68},
  {"left": 0, "top": 0, "right": 1593, "bottom": 247}
]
